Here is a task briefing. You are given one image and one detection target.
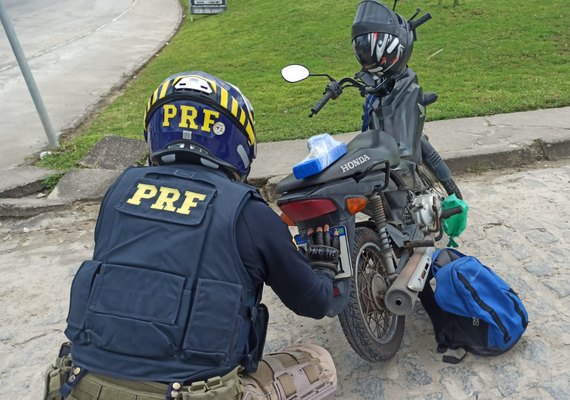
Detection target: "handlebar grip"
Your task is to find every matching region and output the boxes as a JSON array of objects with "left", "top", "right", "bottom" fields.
[
  {"left": 310, "top": 89, "right": 334, "bottom": 117},
  {"left": 440, "top": 206, "right": 463, "bottom": 219},
  {"left": 411, "top": 12, "right": 432, "bottom": 30},
  {"left": 409, "top": 239, "right": 435, "bottom": 248}
]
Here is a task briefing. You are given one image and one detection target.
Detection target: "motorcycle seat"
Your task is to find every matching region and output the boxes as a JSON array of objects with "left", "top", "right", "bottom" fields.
[{"left": 276, "top": 130, "right": 400, "bottom": 193}]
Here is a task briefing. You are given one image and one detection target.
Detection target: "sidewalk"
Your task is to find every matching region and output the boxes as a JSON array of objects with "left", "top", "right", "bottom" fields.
[
  {"left": 1, "top": 106, "right": 569, "bottom": 217},
  {"left": 249, "top": 106, "right": 570, "bottom": 184}
]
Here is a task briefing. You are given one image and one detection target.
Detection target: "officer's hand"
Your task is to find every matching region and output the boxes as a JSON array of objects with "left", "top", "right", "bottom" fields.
[{"left": 307, "top": 225, "right": 340, "bottom": 276}]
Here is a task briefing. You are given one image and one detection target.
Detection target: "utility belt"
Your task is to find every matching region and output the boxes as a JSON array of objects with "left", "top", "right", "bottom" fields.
[{"left": 45, "top": 343, "right": 243, "bottom": 400}]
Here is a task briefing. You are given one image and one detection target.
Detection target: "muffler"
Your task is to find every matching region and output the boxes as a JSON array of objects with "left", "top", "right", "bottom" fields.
[{"left": 384, "top": 245, "right": 435, "bottom": 315}]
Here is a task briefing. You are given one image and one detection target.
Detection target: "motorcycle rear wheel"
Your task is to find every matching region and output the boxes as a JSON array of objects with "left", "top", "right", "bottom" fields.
[{"left": 338, "top": 226, "right": 405, "bottom": 362}]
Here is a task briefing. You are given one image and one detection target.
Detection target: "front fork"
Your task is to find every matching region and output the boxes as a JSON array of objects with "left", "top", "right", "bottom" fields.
[{"left": 421, "top": 134, "right": 451, "bottom": 183}]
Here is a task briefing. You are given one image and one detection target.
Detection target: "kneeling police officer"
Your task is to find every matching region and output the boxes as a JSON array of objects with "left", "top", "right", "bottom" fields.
[{"left": 45, "top": 72, "right": 342, "bottom": 400}]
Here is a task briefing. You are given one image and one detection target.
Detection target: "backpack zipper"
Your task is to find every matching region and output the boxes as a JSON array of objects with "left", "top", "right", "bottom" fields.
[
  {"left": 457, "top": 272, "right": 511, "bottom": 343},
  {"left": 507, "top": 289, "right": 528, "bottom": 328}
]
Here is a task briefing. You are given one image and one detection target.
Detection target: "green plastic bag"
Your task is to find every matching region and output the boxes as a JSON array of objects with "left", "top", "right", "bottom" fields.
[{"left": 442, "top": 194, "right": 468, "bottom": 247}]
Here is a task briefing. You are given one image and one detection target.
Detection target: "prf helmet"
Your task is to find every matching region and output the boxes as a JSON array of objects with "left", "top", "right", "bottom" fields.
[
  {"left": 351, "top": 0, "right": 414, "bottom": 76},
  {"left": 144, "top": 71, "right": 256, "bottom": 179}
]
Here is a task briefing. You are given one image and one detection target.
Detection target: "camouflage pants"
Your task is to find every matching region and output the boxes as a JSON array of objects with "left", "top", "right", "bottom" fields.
[
  {"left": 242, "top": 344, "right": 337, "bottom": 400},
  {"left": 44, "top": 344, "right": 337, "bottom": 400}
]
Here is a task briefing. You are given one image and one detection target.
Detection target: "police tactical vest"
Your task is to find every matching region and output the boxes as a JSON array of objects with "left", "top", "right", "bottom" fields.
[{"left": 64, "top": 165, "right": 268, "bottom": 382}]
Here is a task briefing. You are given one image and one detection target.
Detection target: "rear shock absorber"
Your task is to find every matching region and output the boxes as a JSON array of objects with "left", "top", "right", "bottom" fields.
[{"left": 369, "top": 193, "right": 397, "bottom": 276}]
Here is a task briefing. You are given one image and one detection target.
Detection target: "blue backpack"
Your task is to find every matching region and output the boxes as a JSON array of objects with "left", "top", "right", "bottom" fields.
[{"left": 419, "top": 248, "right": 528, "bottom": 363}]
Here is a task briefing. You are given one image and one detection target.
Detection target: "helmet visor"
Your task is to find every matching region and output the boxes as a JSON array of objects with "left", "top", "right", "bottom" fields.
[{"left": 353, "top": 33, "right": 391, "bottom": 73}]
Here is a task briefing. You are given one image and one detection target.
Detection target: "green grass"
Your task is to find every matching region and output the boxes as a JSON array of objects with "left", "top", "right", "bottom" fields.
[
  {"left": 39, "top": 0, "right": 570, "bottom": 170},
  {"left": 41, "top": 172, "right": 65, "bottom": 192}
]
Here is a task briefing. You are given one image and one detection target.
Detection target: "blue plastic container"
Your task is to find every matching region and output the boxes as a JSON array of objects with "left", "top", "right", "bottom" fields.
[{"left": 292, "top": 134, "right": 347, "bottom": 179}]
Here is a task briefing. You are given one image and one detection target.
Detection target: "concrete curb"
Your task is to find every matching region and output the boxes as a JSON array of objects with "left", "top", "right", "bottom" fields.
[
  {"left": 0, "top": 198, "right": 68, "bottom": 218},
  {"left": 0, "top": 167, "right": 58, "bottom": 198},
  {"left": 441, "top": 137, "right": 570, "bottom": 175},
  {"left": 542, "top": 136, "right": 570, "bottom": 160},
  {"left": 47, "top": 169, "right": 123, "bottom": 203}
]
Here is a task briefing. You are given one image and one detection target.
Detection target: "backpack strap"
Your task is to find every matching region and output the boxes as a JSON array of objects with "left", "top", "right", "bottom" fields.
[
  {"left": 419, "top": 269, "right": 469, "bottom": 364},
  {"left": 431, "top": 247, "right": 467, "bottom": 274},
  {"left": 440, "top": 348, "right": 468, "bottom": 364},
  {"left": 418, "top": 270, "right": 446, "bottom": 339}
]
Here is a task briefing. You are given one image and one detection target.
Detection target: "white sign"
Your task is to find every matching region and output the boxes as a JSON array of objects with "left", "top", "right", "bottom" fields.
[{"left": 190, "top": 0, "right": 227, "bottom": 15}]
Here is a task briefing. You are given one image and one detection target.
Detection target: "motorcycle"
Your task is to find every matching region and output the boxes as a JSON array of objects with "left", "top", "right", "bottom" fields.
[{"left": 275, "top": 1, "right": 465, "bottom": 362}]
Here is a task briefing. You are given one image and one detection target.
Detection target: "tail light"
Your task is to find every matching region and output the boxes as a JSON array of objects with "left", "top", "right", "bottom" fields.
[{"left": 279, "top": 198, "right": 337, "bottom": 223}]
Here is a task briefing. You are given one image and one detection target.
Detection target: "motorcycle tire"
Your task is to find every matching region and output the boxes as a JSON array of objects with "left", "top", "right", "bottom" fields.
[
  {"left": 338, "top": 226, "right": 405, "bottom": 362},
  {"left": 418, "top": 163, "right": 462, "bottom": 200}
]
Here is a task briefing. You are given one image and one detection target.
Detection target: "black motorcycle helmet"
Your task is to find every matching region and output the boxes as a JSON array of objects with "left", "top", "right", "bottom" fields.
[{"left": 351, "top": 0, "right": 414, "bottom": 76}]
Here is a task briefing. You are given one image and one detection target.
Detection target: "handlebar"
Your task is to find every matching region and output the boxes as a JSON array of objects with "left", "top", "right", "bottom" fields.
[
  {"left": 440, "top": 206, "right": 463, "bottom": 219},
  {"left": 410, "top": 12, "right": 432, "bottom": 30},
  {"left": 310, "top": 81, "right": 342, "bottom": 117},
  {"left": 310, "top": 88, "right": 334, "bottom": 117},
  {"left": 298, "top": 61, "right": 399, "bottom": 117}
]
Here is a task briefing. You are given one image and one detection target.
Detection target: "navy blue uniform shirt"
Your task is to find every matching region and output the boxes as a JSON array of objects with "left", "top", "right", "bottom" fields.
[{"left": 236, "top": 196, "right": 334, "bottom": 319}]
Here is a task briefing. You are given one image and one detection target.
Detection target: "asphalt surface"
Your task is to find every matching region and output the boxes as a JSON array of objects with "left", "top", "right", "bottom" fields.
[
  {"left": 0, "top": 160, "right": 569, "bottom": 399},
  {"left": 0, "top": 0, "right": 181, "bottom": 169}
]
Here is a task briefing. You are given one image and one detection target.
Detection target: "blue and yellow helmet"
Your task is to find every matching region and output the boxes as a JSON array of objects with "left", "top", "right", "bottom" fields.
[{"left": 144, "top": 71, "right": 256, "bottom": 178}]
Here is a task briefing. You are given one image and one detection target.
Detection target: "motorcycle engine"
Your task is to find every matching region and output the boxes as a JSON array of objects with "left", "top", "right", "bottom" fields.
[{"left": 410, "top": 191, "right": 441, "bottom": 231}]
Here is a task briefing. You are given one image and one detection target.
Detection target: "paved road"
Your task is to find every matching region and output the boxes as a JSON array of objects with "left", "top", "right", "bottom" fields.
[
  {"left": 0, "top": 160, "right": 568, "bottom": 399},
  {"left": 0, "top": 0, "right": 180, "bottom": 169}
]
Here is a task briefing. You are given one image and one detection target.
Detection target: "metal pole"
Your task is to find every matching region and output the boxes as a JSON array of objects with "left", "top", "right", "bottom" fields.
[{"left": 0, "top": 0, "right": 59, "bottom": 147}]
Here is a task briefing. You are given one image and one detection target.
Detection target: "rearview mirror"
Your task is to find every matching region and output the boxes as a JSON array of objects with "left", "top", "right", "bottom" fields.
[{"left": 281, "top": 64, "right": 310, "bottom": 83}]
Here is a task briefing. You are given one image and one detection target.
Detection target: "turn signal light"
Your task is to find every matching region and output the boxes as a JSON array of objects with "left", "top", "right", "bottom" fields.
[
  {"left": 346, "top": 196, "right": 368, "bottom": 214},
  {"left": 280, "top": 212, "right": 296, "bottom": 227}
]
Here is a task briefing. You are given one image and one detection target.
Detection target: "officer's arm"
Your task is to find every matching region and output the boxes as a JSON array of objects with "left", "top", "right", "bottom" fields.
[{"left": 237, "top": 199, "right": 333, "bottom": 319}]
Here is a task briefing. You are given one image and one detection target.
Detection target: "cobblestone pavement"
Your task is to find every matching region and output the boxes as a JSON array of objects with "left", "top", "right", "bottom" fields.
[{"left": 0, "top": 160, "right": 568, "bottom": 399}]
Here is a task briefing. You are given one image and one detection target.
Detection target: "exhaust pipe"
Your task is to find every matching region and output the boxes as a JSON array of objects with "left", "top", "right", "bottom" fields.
[{"left": 384, "top": 245, "right": 435, "bottom": 315}]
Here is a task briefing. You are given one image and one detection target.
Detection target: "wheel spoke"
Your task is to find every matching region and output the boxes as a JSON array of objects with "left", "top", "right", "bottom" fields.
[
  {"left": 365, "top": 308, "right": 377, "bottom": 335},
  {"left": 358, "top": 255, "right": 390, "bottom": 339},
  {"left": 382, "top": 311, "right": 391, "bottom": 325},
  {"left": 372, "top": 313, "right": 384, "bottom": 337},
  {"left": 360, "top": 291, "right": 375, "bottom": 307},
  {"left": 337, "top": 227, "right": 413, "bottom": 362},
  {"left": 351, "top": 236, "right": 401, "bottom": 349}
]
